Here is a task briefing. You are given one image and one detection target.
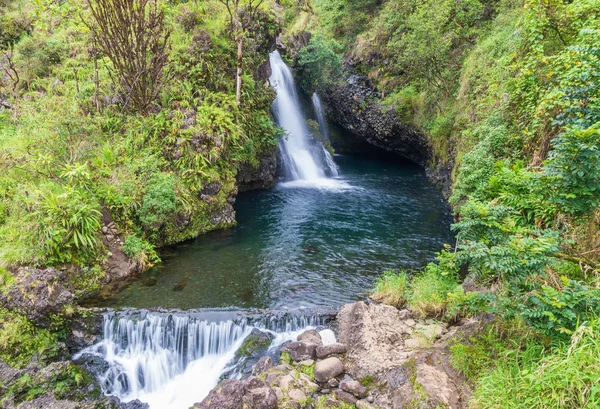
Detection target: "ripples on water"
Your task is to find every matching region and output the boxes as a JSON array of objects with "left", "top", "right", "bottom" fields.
[{"left": 90, "top": 154, "right": 454, "bottom": 310}]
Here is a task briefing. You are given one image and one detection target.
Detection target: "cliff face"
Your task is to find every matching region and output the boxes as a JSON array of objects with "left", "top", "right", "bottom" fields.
[{"left": 320, "top": 73, "right": 453, "bottom": 196}]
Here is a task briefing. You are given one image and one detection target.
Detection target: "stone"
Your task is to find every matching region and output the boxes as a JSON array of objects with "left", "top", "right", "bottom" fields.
[
  {"left": 288, "top": 388, "right": 307, "bottom": 402},
  {"left": 315, "top": 357, "right": 344, "bottom": 383},
  {"left": 281, "top": 341, "right": 319, "bottom": 361},
  {"left": 356, "top": 400, "right": 376, "bottom": 409},
  {"left": 244, "top": 376, "right": 267, "bottom": 390},
  {"left": 316, "top": 343, "right": 347, "bottom": 359},
  {"left": 102, "top": 226, "right": 108, "bottom": 234},
  {"left": 252, "top": 356, "right": 273, "bottom": 376},
  {"left": 192, "top": 379, "right": 246, "bottom": 409},
  {"left": 297, "top": 329, "right": 323, "bottom": 345},
  {"left": 272, "top": 387, "right": 284, "bottom": 401},
  {"left": 279, "top": 374, "right": 295, "bottom": 391},
  {"left": 244, "top": 387, "right": 278, "bottom": 409},
  {"left": 327, "top": 378, "right": 340, "bottom": 388},
  {"left": 333, "top": 389, "right": 358, "bottom": 404},
  {"left": 340, "top": 380, "right": 368, "bottom": 398},
  {"left": 398, "top": 309, "right": 413, "bottom": 320},
  {"left": 297, "top": 359, "right": 315, "bottom": 367},
  {"left": 320, "top": 388, "right": 331, "bottom": 394},
  {"left": 405, "top": 318, "right": 416, "bottom": 327},
  {"left": 404, "top": 338, "right": 421, "bottom": 349}
]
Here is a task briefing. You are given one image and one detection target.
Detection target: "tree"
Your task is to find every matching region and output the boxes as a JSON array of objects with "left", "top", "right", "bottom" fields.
[
  {"left": 217, "top": 0, "right": 265, "bottom": 107},
  {"left": 86, "top": 0, "right": 171, "bottom": 114}
]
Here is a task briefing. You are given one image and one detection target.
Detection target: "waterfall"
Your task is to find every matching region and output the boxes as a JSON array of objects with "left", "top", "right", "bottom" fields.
[
  {"left": 75, "top": 309, "right": 334, "bottom": 409},
  {"left": 269, "top": 51, "right": 339, "bottom": 181},
  {"left": 311, "top": 92, "right": 330, "bottom": 140}
]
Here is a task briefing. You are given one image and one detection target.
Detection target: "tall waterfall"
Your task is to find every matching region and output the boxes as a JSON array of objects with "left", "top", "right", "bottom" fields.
[
  {"left": 75, "top": 310, "right": 334, "bottom": 409},
  {"left": 269, "top": 51, "right": 339, "bottom": 181}
]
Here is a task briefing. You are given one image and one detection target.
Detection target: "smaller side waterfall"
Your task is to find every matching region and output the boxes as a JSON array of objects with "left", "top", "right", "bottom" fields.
[
  {"left": 312, "top": 92, "right": 340, "bottom": 177},
  {"left": 75, "top": 310, "right": 334, "bottom": 409},
  {"left": 311, "top": 92, "right": 330, "bottom": 140}
]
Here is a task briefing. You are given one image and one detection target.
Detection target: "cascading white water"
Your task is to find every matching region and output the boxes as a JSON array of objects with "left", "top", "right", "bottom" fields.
[
  {"left": 75, "top": 310, "right": 333, "bottom": 409},
  {"left": 312, "top": 92, "right": 340, "bottom": 177},
  {"left": 311, "top": 92, "right": 330, "bottom": 141},
  {"left": 269, "top": 51, "right": 339, "bottom": 181}
]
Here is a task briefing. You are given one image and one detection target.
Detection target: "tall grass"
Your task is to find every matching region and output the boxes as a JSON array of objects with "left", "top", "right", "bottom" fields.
[{"left": 371, "top": 270, "right": 409, "bottom": 307}]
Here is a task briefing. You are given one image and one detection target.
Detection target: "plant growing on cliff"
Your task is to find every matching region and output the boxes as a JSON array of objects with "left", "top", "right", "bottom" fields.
[
  {"left": 296, "top": 35, "right": 342, "bottom": 93},
  {"left": 86, "top": 0, "right": 171, "bottom": 114}
]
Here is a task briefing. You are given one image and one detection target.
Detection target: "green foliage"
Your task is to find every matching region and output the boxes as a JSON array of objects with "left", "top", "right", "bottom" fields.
[
  {"left": 408, "top": 268, "right": 459, "bottom": 318},
  {"left": 138, "top": 173, "right": 177, "bottom": 232},
  {"left": 122, "top": 234, "right": 160, "bottom": 267},
  {"left": 469, "top": 318, "right": 600, "bottom": 409},
  {"left": 371, "top": 270, "right": 409, "bottom": 308},
  {"left": 0, "top": 309, "right": 57, "bottom": 368},
  {"left": 296, "top": 35, "right": 342, "bottom": 93}
]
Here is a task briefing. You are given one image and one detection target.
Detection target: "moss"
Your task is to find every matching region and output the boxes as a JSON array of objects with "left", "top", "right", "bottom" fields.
[{"left": 235, "top": 332, "right": 272, "bottom": 359}]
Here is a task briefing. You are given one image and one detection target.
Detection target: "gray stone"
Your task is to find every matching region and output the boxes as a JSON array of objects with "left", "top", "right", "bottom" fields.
[
  {"left": 315, "top": 357, "right": 344, "bottom": 383},
  {"left": 340, "top": 380, "right": 368, "bottom": 398},
  {"left": 356, "top": 400, "right": 376, "bottom": 409},
  {"left": 252, "top": 356, "right": 273, "bottom": 376},
  {"left": 333, "top": 389, "right": 358, "bottom": 404},
  {"left": 244, "top": 387, "right": 278, "bottom": 409},
  {"left": 192, "top": 379, "right": 245, "bottom": 409},
  {"left": 297, "top": 329, "right": 323, "bottom": 345},
  {"left": 316, "top": 343, "right": 347, "bottom": 359},
  {"left": 288, "top": 388, "right": 307, "bottom": 402}
]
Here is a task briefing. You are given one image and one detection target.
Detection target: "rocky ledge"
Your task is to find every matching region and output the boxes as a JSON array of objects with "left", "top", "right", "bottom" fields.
[{"left": 195, "top": 301, "right": 480, "bottom": 409}]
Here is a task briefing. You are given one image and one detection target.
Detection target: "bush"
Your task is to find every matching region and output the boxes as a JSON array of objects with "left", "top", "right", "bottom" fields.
[
  {"left": 138, "top": 173, "right": 177, "bottom": 232},
  {"left": 296, "top": 35, "right": 342, "bottom": 93},
  {"left": 371, "top": 270, "right": 409, "bottom": 308},
  {"left": 122, "top": 234, "right": 160, "bottom": 268}
]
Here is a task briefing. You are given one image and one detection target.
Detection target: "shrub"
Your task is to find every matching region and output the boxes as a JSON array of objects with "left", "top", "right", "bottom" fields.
[
  {"left": 296, "top": 35, "right": 342, "bottom": 93},
  {"left": 138, "top": 173, "right": 177, "bottom": 232},
  {"left": 371, "top": 270, "right": 409, "bottom": 308},
  {"left": 122, "top": 234, "right": 160, "bottom": 269}
]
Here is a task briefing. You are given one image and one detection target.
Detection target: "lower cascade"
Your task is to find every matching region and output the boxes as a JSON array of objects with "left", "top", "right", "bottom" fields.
[
  {"left": 75, "top": 310, "right": 334, "bottom": 409},
  {"left": 269, "top": 51, "right": 339, "bottom": 182}
]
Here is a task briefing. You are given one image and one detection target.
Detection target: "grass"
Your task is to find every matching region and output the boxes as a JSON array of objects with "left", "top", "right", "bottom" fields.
[
  {"left": 371, "top": 270, "right": 409, "bottom": 307},
  {"left": 468, "top": 319, "right": 600, "bottom": 408}
]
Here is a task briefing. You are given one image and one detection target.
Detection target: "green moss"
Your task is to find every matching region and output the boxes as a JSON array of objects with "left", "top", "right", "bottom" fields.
[{"left": 235, "top": 333, "right": 272, "bottom": 359}]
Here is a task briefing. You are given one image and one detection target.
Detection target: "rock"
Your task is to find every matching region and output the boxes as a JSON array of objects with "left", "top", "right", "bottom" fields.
[
  {"left": 16, "top": 395, "right": 79, "bottom": 409},
  {"left": 272, "top": 387, "right": 284, "bottom": 400},
  {"left": 236, "top": 329, "right": 274, "bottom": 360},
  {"left": 333, "top": 389, "right": 358, "bottom": 404},
  {"left": 243, "top": 387, "right": 278, "bottom": 409},
  {"left": 237, "top": 152, "right": 277, "bottom": 192},
  {"left": 281, "top": 341, "right": 318, "bottom": 362},
  {"left": 405, "top": 318, "right": 416, "bottom": 327},
  {"left": 102, "top": 226, "right": 108, "bottom": 234},
  {"left": 322, "top": 397, "right": 341, "bottom": 408},
  {"left": 336, "top": 301, "right": 416, "bottom": 379},
  {"left": 244, "top": 376, "right": 267, "bottom": 390},
  {"left": 297, "top": 329, "right": 323, "bottom": 345},
  {"left": 199, "top": 182, "right": 222, "bottom": 199},
  {"left": 404, "top": 338, "right": 421, "bottom": 349},
  {"left": 415, "top": 364, "right": 461, "bottom": 408},
  {"left": 356, "top": 400, "right": 376, "bottom": 409},
  {"left": 279, "top": 374, "right": 295, "bottom": 391},
  {"left": 316, "top": 343, "right": 347, "bottom": 359},
  {"left": 340, "top": 380, "right": 368, "bottom": 398},
  {"left": 192, "top": 379, "right": 246, "bottom": 409},
  {"left": 252, "top": 356, "right": 273, "bottom": 376},
  {"left": 327, "top": 378, "right": 340, "bottom": 388},
  {"left": 297, "top": 359, "right": 315, "bottom": 367},
  {"left": 0, "top": 267, "right": 75, "bottom": 326},
  {"left": 398, "top": 309, "right": 413, "bottom": 320},
  {"left": 314, "top": 357, "right": 344, "bottom": 383},
  {"left": 288, "top": 388, "right": 306, "bottom": 402}
]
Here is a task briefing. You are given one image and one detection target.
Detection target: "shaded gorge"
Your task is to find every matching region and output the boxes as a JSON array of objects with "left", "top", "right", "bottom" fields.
[{"left": 89, "top": 153, "right": 453, "bottom": 310}]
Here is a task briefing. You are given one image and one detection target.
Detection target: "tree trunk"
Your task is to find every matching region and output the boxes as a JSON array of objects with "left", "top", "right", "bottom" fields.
[{"left": 236, "top": 34, "right": 243, "bottom": 107}]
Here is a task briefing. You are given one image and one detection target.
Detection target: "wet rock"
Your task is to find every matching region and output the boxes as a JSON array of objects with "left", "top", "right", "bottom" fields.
[
  {"left": 316, "top": 343, "right": 347, "bottom": 359},
  {"left": 237, "top": 152, "right": 277, "bottom": 192},
  {"left": 340, "top": 380, "right": 368, "bottom": 399},
  {"left": 297, "top": 329, "right": 322, "bottom": 345},
  {"left": 252, "top": 356, "right": 274, "bottom": 376},
  {"left": 16, "top": 395, "right": 78, "bottom": 409},
  {"left": 333, "top": 389, "right": 358, "bottom": 404},
  {"left": 314, "top": 357, "right": 344, "bottom": 383}
]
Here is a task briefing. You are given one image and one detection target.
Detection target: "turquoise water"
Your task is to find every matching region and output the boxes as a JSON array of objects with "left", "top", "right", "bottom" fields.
[{"left": 91, "top": 154, "right": 453, "bottom": 310}]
